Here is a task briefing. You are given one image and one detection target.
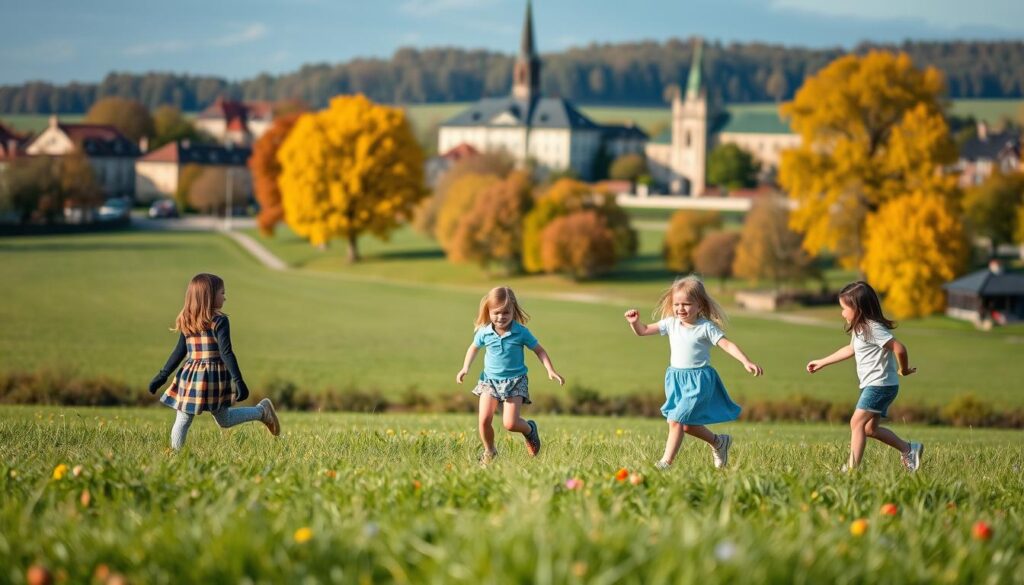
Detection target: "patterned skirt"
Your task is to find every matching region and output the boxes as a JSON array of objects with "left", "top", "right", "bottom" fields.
[
  {"left": 661, "top": 366, "right": 741, "bottom": 425},
  {"left": 159, "top": 358, "right": 233, "bottom": 414},
  {"left": 473, "top": 375, "right": 531, "bottom": 404}
]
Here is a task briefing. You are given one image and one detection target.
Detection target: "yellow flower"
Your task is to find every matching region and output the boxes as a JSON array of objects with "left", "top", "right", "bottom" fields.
[
  {"left": 52, "top": 464, "right": 69, "bottom": 480},
  {"left": 850, "top": 518, "right": 868, "bottom": 537},
  {"left": 294, "top": 527, "right": 313, "bottom": 543}
]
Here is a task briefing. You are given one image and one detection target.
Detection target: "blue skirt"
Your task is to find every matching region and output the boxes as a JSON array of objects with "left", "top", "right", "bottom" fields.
[{"left": 662, "top": 366, "right": 741, "bottom": 425}]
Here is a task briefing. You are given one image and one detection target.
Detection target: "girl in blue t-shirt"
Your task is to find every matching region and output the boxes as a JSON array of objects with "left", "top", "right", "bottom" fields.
[
  {"left": 456, "top": 286, "right": 565, "bottom": 463},
  {"left": 625, "top": 275, "right": 763, "bottom": 469},
  {"left": 806, "top": 281, "right": 922, "bottom": 472}
]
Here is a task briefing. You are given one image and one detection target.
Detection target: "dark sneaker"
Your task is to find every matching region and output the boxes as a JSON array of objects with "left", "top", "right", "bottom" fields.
[
  {"left": 258, "top": 398, "right": 280, "bottom": 436},
  {"left": 525, "top": 420, "right": 541, "bottom": 456}
]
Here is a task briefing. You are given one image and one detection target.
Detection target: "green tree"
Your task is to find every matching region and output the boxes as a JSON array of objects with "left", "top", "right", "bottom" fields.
[
  {"left": 707, "top": 143, "right": 760, "bottom": 191},
  {"left": 0, "top": 157, "right": 58, "bottom": 224},
  {"left": 963, "top": 171, "right": 1024, "bottom": 258},
  {"left": 608, "top": 153, "right": 648, "bottom": 184},
  {"left": 151, "top": 105, "right": 205, "bottom": 150},
  {"left": 85, "top": 97, "right": 154, "bottom": 142}
]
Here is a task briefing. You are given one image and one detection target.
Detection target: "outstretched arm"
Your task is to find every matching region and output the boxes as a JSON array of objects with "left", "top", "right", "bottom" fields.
[
  {"left": 624, "top": 309, "right": 660, "bottom": 336},
  {"left": 149, "top": 333, "right": 186, "bottom": 393},
  {"left": 456, "top": 345, "right": 479, "bottom": 384},
  {"left": 806, "top": 344, "right": 855, "bottom": 373},
  {"left": 885, "top": 338, "right": 917, "bottom": 376},
  {"left": 532, "top": 343, "right": 565, "bottom": 386},
  {"left": 716, "top": 337, "right": 763, "bottom": 376}
]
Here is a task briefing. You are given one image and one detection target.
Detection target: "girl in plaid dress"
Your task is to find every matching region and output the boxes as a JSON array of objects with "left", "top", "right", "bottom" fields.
[{"left": 149, "top": 273, "right": 280, "bottom": 450}]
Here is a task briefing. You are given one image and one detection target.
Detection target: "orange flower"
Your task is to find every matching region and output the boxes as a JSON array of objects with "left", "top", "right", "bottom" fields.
[
  {"left": 79, "top": 490, "right": 91, "bottom": 508},
  {"left": 324, "top": 470, "right": 337, "bottom": 479},
  {"left": 614, "top": 468, "right": 629, "bottom": 481},
  {"left": 412, "top": 480, "right": 422, "bottom": 491},
  {"left": 971, "top": 521, "right": 992, "bottom": 541},
  {"left": 26, "top": 565, "right": 52, "bottom": 585},
  {"left": 849, "top": 518, "right": 868, "bottom": 537},
  {"left": 880, "top": 503, "right": 899, "bottom": 516},
  {"left": 51, "top": 464, "right": 68, "bottom": 481},
  {"left": 629, "top": 473, "right": 644, "bottom": 486},
  {"left": 293, "top": 527, "right": 313, "bottom": 543}
]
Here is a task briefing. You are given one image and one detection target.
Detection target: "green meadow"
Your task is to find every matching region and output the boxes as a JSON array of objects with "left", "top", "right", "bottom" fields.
[{"left": 0, "top": 228, "right": 1022, "bottom": 408}]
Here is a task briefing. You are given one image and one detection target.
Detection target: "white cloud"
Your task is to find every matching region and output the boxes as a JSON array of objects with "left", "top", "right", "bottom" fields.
[
  {"left": 768, "top": 0, "right": 1024, "bottom": 31},
  {"left": 124, "top": 22, "right": 269, "bottom": 58}
]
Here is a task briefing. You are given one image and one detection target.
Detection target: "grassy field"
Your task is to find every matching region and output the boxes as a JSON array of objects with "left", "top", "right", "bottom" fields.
[
  {"left": 1, "top": 229, "right": 1023, "bottom": 408},
  {"left": 1, "top": 406, "right": 1020, "bottom": 583}
]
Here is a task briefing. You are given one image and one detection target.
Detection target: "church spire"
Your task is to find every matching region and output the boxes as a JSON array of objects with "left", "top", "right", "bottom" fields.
[
  {"left": 512, "top": 0, "right": 541, "bottom": 101},
  {"left": 685, "top": 37, "right": 704, "bottom": 100}
]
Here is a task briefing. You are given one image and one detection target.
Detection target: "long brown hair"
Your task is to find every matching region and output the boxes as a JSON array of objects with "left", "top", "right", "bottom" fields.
[
  {"left": 654, "top": 275, "right": 726, "bottom": 329},
  {"left": 474, "top": 286, "right": 530, "bottom": 329},
  {"left": 174, "top": 273, "right": 225, "bottom": 335},
  {"left": 838, "top": 281, "right": 895, "bottom": 335}
]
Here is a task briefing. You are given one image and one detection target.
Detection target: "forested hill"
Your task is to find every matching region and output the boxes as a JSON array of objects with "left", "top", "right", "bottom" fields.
[{"left": 2, "top": 39, "right": 1023, "bottom": 113}]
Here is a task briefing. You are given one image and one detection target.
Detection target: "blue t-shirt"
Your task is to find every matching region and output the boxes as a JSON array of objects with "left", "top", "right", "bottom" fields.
[
  {"left": 473, "top": 321, "right": 539, "bottom": 381},
  {"left": 658, "top": 317, "right": 725, "bottom": 368}
]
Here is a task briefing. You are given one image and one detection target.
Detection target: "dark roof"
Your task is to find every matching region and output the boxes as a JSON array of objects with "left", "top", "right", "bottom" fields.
[
  {"left": 443, "top": 96, "right": 600, "bottom": 130},
  {"left": 959, "top": 130, "right": 1021, "bottom": 162},
  {"left": 944, "top": 269, "right": 1024, "bottom": 295},
  {"left": 60, "top": 123, "right": 139, "bottom": 157},
  {"left": 139, "top": 141, "right": 251, "bottom": 166},
  {"left": 0, "top": 123, "right": 31, "bottom": 160},
  {"left": 601, "top": 124, "right": 648, "bottom": 140}
]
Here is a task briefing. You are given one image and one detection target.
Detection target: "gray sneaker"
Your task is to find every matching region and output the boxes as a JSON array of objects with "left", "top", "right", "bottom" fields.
[
  {"left": 525, "top": 420, "right": 541, "bottom": 456},
  {"left": 655, "top": 460, "right": 671, "bottom": 470},
  {"left": 902, "top": 442, "right": 923, "bottom": 472},
  {"left": 711, "top": 434, "right": 732, "bottom": 469},
  {"left": 258, "top": 398, "right": 280, "bottom": 436}
]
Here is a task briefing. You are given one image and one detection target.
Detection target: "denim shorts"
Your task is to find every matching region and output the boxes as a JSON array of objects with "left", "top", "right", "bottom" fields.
[
  {"left": 473, "top": 375, "right": 531, "bottom": 404},
  {"left": 856, "top": 385, "right": 899, "bottom": 417}
]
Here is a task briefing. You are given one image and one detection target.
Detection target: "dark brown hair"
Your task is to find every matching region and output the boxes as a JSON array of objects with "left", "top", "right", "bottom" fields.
[{"left": 838, "top": 281, "right": 895, "bottom": 335}]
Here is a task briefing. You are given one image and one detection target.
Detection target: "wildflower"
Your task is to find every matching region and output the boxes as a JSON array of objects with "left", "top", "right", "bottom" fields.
[
  {"left": 71, "top": 465, "right": 83, "bottom": 478},
  {"left": 971, "top": 521, "right": 992, "bottom": 541},
  {"left": 850, "top": 519, "right": 868, "bottom": 537},
  {"left": 363, "top": 522, "right": 380, "bottom": 538},
  {"left": 26, "top": 565, "right": 52, "bottom": 585},
  {"left": 412, "top": 480, "right": 422, "bottom": 491},
  {"left": 880, "top": 503, "right": 899, "bottom": 516},
  {"left": 571, "top": 562, "right": 588, "bottom": 577},
  {"left": 79, "top": 490, "right": 91, "bottom": 508},
  {"left": 565, "top": 478, "right": 584, "bottom": 490},
  {"left": 629, "top": 473, "right": 644, "bottom": 486},
  {"left": 294, "top": 527, "right": 313, "bottom": 544},
  {"left": 51, "top": 464, "right": 68, "bottom": 481},
  {"left": 614, "top": 468, "right": 629, "bottom": 481},
  {"left": 386, "top": 429, "right": 396, "bottom": 436},
  {"left": 324, "top": 470, "right": 337, "bottom": 479},
  {"left": 714, "top": 540, "right": 737, "bottom": 562},
  {"left": 615, "top": 429, "right": 624, "bottom": 437},
  {"left": 92, "top": 565, "right": 111, "bottom": 582}
]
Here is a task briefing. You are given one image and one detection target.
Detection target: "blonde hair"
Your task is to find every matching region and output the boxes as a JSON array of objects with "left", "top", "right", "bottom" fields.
[
  {"left": 474, "top": 286, "right": 530, "bottom": 329},
  {"left": 654, "top": 275, "right": 726, "bottom": 329},
  {"left": 174, "top": 273, "right": 225, "bottom": 335}
]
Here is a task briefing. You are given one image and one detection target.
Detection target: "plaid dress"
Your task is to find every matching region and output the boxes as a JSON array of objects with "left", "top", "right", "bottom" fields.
[{"left": 159, "top": 322, "right": 233, "bottom": 414}]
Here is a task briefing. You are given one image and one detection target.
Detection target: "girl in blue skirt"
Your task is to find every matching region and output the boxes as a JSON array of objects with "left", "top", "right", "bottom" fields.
[
  {"left": 149, "top": 273, "right": 280, "bottom": 450},
  {"left": 625, "top": 275, "right": 762, "bottom": 469}
]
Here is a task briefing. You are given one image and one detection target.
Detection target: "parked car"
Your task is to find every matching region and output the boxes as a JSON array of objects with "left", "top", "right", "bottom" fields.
[
  {"left": 98, "top": 197, "right": 132, "bottom": 221},
  {"left": 148, "top": 198, "right": 179, "bottom": 219}
]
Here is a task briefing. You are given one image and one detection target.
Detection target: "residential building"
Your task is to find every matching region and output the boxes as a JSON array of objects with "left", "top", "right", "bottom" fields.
[
  {"left": 194, "top": 98, "right": 274, "bottom": 145},
  {"left": 135, "top": 141, "right": 252, "bottom": 203},
  {"left": 25, "top": 116, "right": 139, "bottom": 198}
]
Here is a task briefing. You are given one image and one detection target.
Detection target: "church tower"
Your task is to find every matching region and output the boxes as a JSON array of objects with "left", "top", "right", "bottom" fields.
[
  {"left": 670, "top": 38, "right": 709, "bottom": 195},
  {"left": 512, "top": 0, "right": 541, "bottom": 101}
]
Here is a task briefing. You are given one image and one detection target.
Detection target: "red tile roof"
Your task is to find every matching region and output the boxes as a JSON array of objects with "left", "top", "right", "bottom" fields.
[{"left": 442, "top": 142, "right": 479, "bottom": 161}]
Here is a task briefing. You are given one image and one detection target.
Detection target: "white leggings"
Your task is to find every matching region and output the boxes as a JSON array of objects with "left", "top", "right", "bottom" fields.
[{"left": 170, "top": 406, "right": 263, "bottom": 449}]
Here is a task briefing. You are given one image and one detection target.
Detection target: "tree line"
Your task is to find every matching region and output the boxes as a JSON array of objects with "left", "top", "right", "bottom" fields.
[{"left": 2, "top": 40, "right": 1024, "bottom": 114}]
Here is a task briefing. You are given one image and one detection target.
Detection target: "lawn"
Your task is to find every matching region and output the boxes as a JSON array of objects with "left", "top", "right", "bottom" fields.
[
  {"left": 1, "top": 229, "right": 1022, "bottom": 408},
  {"left": 0, "top": 406, "right": 1020, "bottom": 583}
]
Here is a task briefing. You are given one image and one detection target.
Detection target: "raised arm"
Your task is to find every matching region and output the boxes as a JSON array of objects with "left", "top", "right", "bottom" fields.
[
  {"left": 624, "top": 309, "right": 660, "bottom": 336},
  {"left": 456, "top": 345, "right": 480, "bottom": 384},
  {"left": 213, "top": 316, "right": 249, "bottom": 401},
  {"left": 716, "top": 337, "right": 763, "bottom": 376},
  {"left": 531, "top": 343, "right": 565, "bottom": 386},
  {"left": 806, "top": 344, "right": 855, "bottom": 373},
  {"left": 884, "top": 338, "right": 917, "bottom": 376},
  {"left": 149, "top": 333, "right": 186, "bottom": 394}
]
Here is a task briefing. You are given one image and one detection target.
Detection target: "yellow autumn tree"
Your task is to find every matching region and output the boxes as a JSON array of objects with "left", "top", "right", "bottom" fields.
[
  {"left": 862, "top": 191, "right": 968, "bottom": 318},
  {"left": 435, "top": 173, "right": 501, "bottom": 253},
  {"left": 663, "top": 210, "right": 721, "bottom": 273},
  {"left": 780, "top": 51, "right": 958, "bottom": 268},
  {"left": 277, "top": 94, "right": 425, "bottom": 260}
]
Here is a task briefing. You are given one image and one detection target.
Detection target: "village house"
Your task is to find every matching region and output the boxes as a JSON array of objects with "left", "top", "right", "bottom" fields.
[
  {"left": 954, "top": 122, "right": 1021, "bottom": 187},
  {"left": 134, "top": 140, "right": 252, "bottom": 203},
  {"left": 25, "top": 116, "right": 139, "bottom": 198},
  {"left": 194, "top": 98, "right": 274, "bottom": 145}
]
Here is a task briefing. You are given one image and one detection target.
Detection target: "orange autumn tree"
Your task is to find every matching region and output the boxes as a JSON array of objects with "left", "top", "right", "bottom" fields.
[
  {"left": 277, "top": 95, "right": 425, "bottom": 261},
  {"left": 862, "top": 191, "right": 968, "bottom": 318},
  {"left": 448, "top": 171, "right": 533, "bottom": 274},
  {"left": 249, "top": 112, "right": 304, "bottom": 236},
  {"left": 780, "top": 51, "right": 958, "bottom": 269}
]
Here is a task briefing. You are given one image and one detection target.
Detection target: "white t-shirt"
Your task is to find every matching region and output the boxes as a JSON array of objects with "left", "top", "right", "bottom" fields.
[
  {"left": 658, "top": 317, "right": 725, "bottom": 368},
  {"left": 852, "top": 320, "right": 898, "bottom": 388}
]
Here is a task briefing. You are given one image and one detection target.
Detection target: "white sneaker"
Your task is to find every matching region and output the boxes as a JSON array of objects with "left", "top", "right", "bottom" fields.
[
  {"left": 711, "top": 434, "right": 732, "bottom": 469},
  {"left": 902, "top": 442, "right": 923, "bottom": 472},
  {"left": 655, "top": 459, "right": 671, "bottom": 470}
]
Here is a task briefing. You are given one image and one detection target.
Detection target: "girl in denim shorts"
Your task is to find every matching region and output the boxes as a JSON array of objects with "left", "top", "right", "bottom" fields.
[
  {"left": 456, "top": 287, "right": 565, "bottom": 463},
  {"left": 806, "top": 281, "right": 923, "bottom": 472}
]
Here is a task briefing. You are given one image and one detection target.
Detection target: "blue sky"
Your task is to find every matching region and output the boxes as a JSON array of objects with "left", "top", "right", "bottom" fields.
[{"left": 1, "top": 0, "right": 1022, "bottom": 85}]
